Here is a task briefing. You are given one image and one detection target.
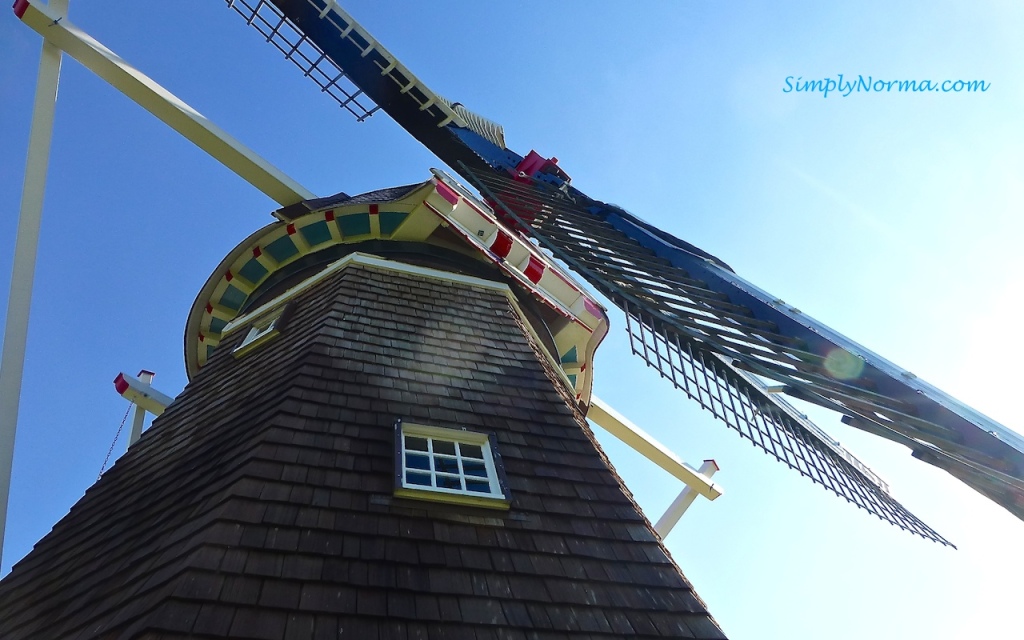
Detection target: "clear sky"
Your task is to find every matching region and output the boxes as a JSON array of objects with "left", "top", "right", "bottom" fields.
[{"left": 2, "top": 2, "right": 1022, "bottom": 638}]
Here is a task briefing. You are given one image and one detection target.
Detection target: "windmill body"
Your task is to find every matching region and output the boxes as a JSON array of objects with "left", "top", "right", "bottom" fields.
[
  {"left": 1, "top": 2, "right": 1023, "bottom": 639},
  {"left": 0, "top": 177, "right": 731, "bottom": 638}
]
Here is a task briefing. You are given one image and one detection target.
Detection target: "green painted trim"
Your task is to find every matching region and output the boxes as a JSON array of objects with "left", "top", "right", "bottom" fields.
[
  {"left": 237, "top": 258, "right": 269, "bottom": 285},
  {"left": 300, "top": 220, "right": 332, "bottom": 247},
  {"left": 379, "top": 211, "right": 409, "bottom": 236},
  {"left": 560, "top": 345, "right": 578, "bottom": 364},
  {"left": 265, "top": 235, "right": 299, "bottom": 262},
  {"left": 219, "top": 284, "right": 248, "bottom": 311},
  {"left": 338, "top": 212, "right": 371, "bottom": 237}
]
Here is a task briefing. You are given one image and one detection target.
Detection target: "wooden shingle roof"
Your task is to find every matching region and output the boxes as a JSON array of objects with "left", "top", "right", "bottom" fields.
[{"left": 0, "top": 259, "right": 726, "bottom": 639}]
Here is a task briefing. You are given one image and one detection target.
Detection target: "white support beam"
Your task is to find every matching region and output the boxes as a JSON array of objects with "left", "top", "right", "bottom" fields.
[
  {"left": 587, "top": 395, "right": 723, "bottom": 501},
  {"left": 16, "top": 0, "right": 316, "bottom": 207},
  {"left": 114, "top": 371, "right": 174, "bottom": 419},
  {"left": 125, "top": 370, "right": 155, "bottom": 446},
  {"left": 654, "top": 459, "right": 719, "bottom": 538},
  {"left": 0, "top": 0, "right": 70, "bottom": 573}
]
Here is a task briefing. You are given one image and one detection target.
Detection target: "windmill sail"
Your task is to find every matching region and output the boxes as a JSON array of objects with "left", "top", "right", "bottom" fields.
[{"left": 225, "top": 0, "right": 1024, "bottom": 542}]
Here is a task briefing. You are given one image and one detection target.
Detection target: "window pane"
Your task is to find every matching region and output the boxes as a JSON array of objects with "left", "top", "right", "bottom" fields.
[
  {"left": 405, "top": 453, "right": 430, "bottom": 471},
  {"left": 466, "top": 480, "right": 491, "bottom": 494},
  {"left": 434, "top": 456, "right": 460, "bottom": 474},
  {"left": 406, "top": 471, "right": 432, "bottom": 486},
  {"left": 433, "top": 440, "right": 456, "bottom": 456},
  {"left": 462, "top": 460, "right": 487, "bottom": 477},
  {"left": 405, "top": 436, "right": 428, "bottom": 452},
  {"left": 436, "top": 475, "right": 462, "bottom": 490},
  {"left": 459, "top": 443, "right": 483, "bottom": 459}
]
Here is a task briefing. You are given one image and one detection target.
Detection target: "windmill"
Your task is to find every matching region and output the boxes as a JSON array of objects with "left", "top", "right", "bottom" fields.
[{"left": 2, "top": 0, "right": 1024, "bottom": 634}]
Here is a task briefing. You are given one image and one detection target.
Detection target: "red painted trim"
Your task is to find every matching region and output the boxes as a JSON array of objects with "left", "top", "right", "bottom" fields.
[
  {"left": 325, "top": 210, "right": 335, "bottom": 221},
  {"left": 458, "top": 191, "right": 595, "bottom": 310},
  {"left": 422, "top": 199, "right": 590, "bottom": 328},
  {"left": 286, "top": 223, "right": 296, "bottom": 235},
  {"left": 434, "top": 181, "right": 459, "bottom": 206},
  {"left": 252, "top": 246, "right": 262, "bottom": 258},
  {"left": 490, "top": 231, "right": 513, "bottom": 259},
  {"left": 225, "top": 270, "right": 233, "bottom": 282},
  {"left": 369, "top": 204, "right": 379, "bottom": 215},
  {"left": 13, "top": 0, "right": 29, "bottom": 19},
  {"left": 513, "top": 150, "right": 547, "bottom": 180},
  {"left": 524, "top": 255, "right": 545, "bottom": 284},
  {"left": 205, "top": 303, "right": 213, "bottom": 314},
  {"left": 113, "top": 374, "right": 129, "bottom": 396},
  {"left": 198, "top": 333, "right": 205, "bottom": 342}
]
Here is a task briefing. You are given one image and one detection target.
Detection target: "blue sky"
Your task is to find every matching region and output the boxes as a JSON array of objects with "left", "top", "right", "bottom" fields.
[{"left": 2, "top": 1, "right": 1022, "bottom": 638}]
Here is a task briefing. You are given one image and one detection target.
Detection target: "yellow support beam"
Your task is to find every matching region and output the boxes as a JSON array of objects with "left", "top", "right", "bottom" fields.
[
  {"left": 17, "top": 0, "right": 316, "bottom": 207},
  {"left": 588, "top": 395, "right": 723, "bottom": 501}
]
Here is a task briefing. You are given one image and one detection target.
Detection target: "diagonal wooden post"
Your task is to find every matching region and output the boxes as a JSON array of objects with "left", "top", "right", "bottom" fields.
[{"left": 0, "top": 0, "right": 70, "bottom": 573}]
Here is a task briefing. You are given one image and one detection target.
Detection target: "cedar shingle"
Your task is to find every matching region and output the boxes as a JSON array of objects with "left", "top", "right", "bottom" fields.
[
  {"left": 192, "top": 603, "right": 236, "bottom": 635},
  {"left": 229, "top": 608, "right": 289, "bottom": 640},
  {"left": 283, "top": 612, "right": 316, "bottom": 640},
  {"left": 172, "top": 571, "right": 224, "bottom": 600},
  {"left": 259, "top": 580, "right": 301, "bottom": 610},
  {"left": 414, "top": 594, "right": 442, "bottom": 621},
  {"left": 220, "top": 576, "right": 262, "bottom": 606},
  {"left": 387, "top": 590, "right": 417, "bottom": 619}
]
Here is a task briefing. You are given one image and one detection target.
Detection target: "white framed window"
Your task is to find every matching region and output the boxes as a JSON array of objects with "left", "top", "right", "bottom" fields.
[
  {"left": 394, "top": 421, "right": 511, "bottom": 509},
  {"left": 233, "top": 304, "right": 289, "bottom": 357}
]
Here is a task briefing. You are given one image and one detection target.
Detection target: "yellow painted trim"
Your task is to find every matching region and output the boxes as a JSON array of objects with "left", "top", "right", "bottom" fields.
[
  {"left": 216, "top": 252, "right": 584, "bottom": 401},
  {"left": 401, "top": 422, "right": 492, "bottom": 443},
  {"left": 222, "top": 252, "right": 510, "bottom": 335},
  {"left": 231, "top": 327, "right": 281, "bottom": 359},
  {"left": 393, "top": 487, "right": 511, "bottom": 510}
]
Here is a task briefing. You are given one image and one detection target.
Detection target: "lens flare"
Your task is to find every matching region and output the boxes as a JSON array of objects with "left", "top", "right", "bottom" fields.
[{"left": 823, "top": 349, "right": 865, "bottom": 380}]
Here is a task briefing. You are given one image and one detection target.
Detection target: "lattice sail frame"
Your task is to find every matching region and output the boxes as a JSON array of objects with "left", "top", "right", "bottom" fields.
[
  {"left": 461, "top": 167, "right": 951, "bottom": 545},
  {"left": 228, "top": 0, "right": 379, "bottom": 121}
]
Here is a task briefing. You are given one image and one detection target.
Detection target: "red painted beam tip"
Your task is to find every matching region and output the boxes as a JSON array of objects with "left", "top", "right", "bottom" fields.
[
  {"left": 434, "top": 181, "right": 459, "bottom": 206},
  {"left": 113, "top": 374, "right": 129, "bottom": 396}
]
